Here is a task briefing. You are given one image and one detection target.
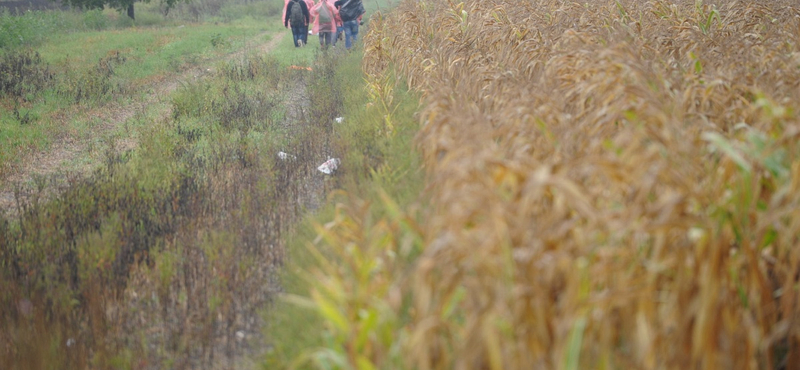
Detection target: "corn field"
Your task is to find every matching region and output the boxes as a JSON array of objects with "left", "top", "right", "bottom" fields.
[{"left": 303, "top": 0, "right": 800, "bottom": 369}]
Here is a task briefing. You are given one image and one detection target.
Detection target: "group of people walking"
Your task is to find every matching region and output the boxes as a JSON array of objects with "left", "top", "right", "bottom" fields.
[{"left": 283, "top": 0, "right": 365, "bottom": 50}]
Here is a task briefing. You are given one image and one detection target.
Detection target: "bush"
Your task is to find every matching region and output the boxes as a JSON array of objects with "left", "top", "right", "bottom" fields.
[
  {"left": 57, "top": 50, "right": 128, "bottom": 103},
  {"left": 0, "top": 9, "right": 54, "bottom": 49},
  {"left": 176, "top": 57, "right": 282, "bottom": 128},
  {"left": 0, "top": 49, "right": 54, "bottom": 100},
  {"left": 81, "top": 8, "right": 108, "bottom": 30}
]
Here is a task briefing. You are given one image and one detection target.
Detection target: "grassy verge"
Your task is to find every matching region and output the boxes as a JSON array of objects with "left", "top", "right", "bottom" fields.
[{"left": 0, "top": 3, "right": 279, "bottom": 175}]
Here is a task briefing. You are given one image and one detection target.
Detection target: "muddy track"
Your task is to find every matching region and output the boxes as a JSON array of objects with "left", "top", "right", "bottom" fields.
[
  {"left": 0, "top": 32, "right": 286, "bottom": 217},
  {"left": 281, "top": 73, "right": 328, "bottom": 213}
]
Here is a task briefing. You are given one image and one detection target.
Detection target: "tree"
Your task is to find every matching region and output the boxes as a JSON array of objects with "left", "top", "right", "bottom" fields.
[{"left": 59, "top": 0, "right": 186, "bottom": 20}]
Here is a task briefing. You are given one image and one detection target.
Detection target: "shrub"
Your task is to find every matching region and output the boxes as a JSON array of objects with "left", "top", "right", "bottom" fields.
[
  {"left": 81, "top": 8, "right": 108, "bottom": 30},
  {"left": 0, "top": 50, "right": 54, "bottom": 100},
  {"left": 58, "top": 50, "right": 128, "bottom": 103}
]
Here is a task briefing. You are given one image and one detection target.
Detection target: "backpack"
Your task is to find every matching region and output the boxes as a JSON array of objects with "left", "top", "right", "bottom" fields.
[
  {"left": 317, "top": 3, "right": 332, "bottom": 25},
  {"left": 289, "top": 1, "right": 304, "bottom": 26},
  {"left": 338, "top": 0, "right": 365, "bottom": 22}
]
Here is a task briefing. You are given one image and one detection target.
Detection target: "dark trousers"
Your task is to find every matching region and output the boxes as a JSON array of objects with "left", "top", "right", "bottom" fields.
[
  {"left": 319, "top": 32, "right": 333, "bottom": 49},
  {"left": 301, "top": 25, "right": 309, "bottom": 44},
  {"left": 343, "top": 20, "right": 359, "bottom": 49},
  {"left": 334, "top": 25, "right": 343, "bottom": 46},
  {"left": 291, "top": 25, "right": 305, "bottom": 47}
]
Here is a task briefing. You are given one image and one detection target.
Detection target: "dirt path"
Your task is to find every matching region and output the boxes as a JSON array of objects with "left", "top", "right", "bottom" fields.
[
  {"left": 282, "top": 73, "right": 329, "bottom": 213},
  {"left": 0, "top": 32, "right": 286, "bottom": 217}
]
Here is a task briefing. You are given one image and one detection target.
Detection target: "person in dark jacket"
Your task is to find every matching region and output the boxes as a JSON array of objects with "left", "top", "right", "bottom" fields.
[
  {"left": 334, "top": 0, "right": 365, "bottom": 49},
  {"left": 284, "top": 0, "right": 311, "bottom": 47}
]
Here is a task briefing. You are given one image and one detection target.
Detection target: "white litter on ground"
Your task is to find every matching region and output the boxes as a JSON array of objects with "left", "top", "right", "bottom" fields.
[
  {"left": 277, "top": 151, "right": 297, "bottom": 160},
  {"left": 334, "top": 117, "right": 344, "bottom": 123},
  {"left": 317, "top": 157, "right": 340, "bottom": 175}
]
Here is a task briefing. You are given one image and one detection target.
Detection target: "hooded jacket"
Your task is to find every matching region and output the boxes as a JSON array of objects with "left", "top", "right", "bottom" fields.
[
  {"left": 310, "top": 0, "right": 339, "bottom": 34},
  {"left": 284, "top": 0, "right": 310, "bottom": 27}
]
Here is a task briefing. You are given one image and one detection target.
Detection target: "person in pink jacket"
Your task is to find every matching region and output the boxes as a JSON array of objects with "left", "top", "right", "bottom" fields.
[{"left": 310, "top": 0, "right": 338, "bottom": 49}]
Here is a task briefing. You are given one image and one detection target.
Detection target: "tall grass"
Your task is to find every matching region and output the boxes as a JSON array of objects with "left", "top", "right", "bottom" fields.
[{"left": 290, "top": 0, "right": 800, "bottom": 369}]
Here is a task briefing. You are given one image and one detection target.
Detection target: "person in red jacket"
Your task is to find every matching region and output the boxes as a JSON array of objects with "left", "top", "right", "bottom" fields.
[{"left": 310, "top": 0, "right": 338, "bottom": 50}]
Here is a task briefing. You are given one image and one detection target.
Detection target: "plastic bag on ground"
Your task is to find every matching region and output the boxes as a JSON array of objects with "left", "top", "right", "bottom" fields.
[{"left": 317, "top": 157, "right": 340, "bottom": 174}]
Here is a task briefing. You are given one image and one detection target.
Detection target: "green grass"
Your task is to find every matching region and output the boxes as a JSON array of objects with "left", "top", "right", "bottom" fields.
[
  {"left": 0, "top": 6, "right": 277, "bottom": 174},
  {"left": 0, "top": 8, "right": 85, "bottom": 49},
  {"left": 262, "top": 214, "right": 330, "bottom": 370},
  {"left": 40, "top": 18, "right": 271, "bottom": 80},
  {"left": 261, "top": 20, "right": 319, "bottom": 66}
]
